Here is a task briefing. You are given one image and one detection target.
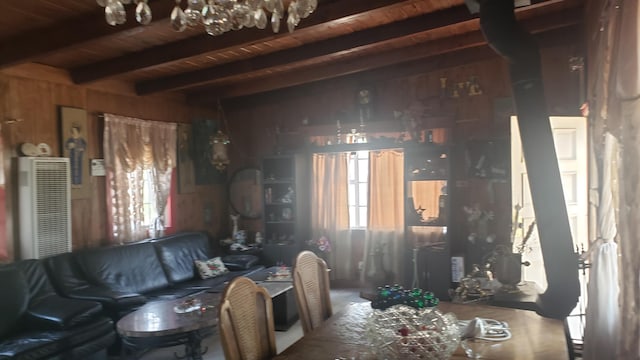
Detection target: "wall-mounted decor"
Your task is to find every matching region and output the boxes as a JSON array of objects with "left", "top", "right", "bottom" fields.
[
  {"left": 177, "top": 123, "right": 196, "bottom": 193},
  {"left": 465, "top": 140, "right": 509, "bottom": 179},
  {"left": 59, "top": 106, "right": 91, "bottom": 199},
  {"left": 439, "top": 76, "right": 483, "bottom": 98},
  {"left": 192, "top": 118, "right": 226, "bottom": 185}
]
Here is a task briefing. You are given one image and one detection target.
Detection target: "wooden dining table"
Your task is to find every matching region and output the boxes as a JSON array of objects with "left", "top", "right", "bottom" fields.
[{"left": 273, "top": 301, "right": 569, "bottom": 360}]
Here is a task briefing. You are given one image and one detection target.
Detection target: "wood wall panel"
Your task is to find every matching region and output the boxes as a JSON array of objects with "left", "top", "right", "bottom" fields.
[
  {"left": 0, "top": 64, "right": 224, "bottom": 261},
  {"left": 226, "top": 43, "right": 580, "bottom": 259},
  {"left": 0, "top": 43, "right": 579, "bottom": 262}
]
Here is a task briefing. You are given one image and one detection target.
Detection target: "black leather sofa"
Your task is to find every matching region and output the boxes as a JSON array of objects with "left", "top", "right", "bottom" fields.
[
  {"left": 0, "top": 260, "right": 116, "bottom": 360},
  {"left": 0, "top": 232, "right": 266, "bottom": 359},
  {"left": 44, "top": 232, "right": 265, "bottom": 321}
]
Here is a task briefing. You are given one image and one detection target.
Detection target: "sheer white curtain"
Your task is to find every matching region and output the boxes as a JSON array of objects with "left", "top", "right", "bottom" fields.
[
  {"left": 103, "top": 114, "right": 176, "bottom": 244},
  {"left": 363, "top": 149, "right": 405, "bottom": 285},
  {"left": 584, "top": 132, "right": 620, "bottom": 360},
  {"left": 310, "top": 152, "right": 351, "bottom": 280}
]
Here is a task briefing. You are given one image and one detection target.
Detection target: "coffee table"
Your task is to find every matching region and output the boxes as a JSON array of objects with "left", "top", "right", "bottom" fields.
[
  {"left": 258, "top": 279, "right": 298, "bottom": 331},
  {"left": 116, "top": 292, "right": 219, "bottom": 360}
]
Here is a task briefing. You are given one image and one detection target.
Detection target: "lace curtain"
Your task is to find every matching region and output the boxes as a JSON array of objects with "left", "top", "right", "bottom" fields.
[
  {"left": 103, "top": 114, "right": 176, "bottom": 244},
  {"left": 584, "top": 132, "right": 620, "bottom": 360},
  {"left": 310, "top": 152, "right": 351, "bottom": 280},
  {"left": 586, "top": 0, "right": 639, "bottom": 357}
]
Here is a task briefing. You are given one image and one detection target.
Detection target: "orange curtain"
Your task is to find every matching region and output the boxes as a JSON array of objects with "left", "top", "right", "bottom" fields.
[
  {"left": 310, "top": 152, "right": 350, "bottom": 279},
  {"left": 363, "top": 149, "right": 405, "bottom": 284},
  {"left": 407, "top": 180, "right": 446, "bottom": 249}
]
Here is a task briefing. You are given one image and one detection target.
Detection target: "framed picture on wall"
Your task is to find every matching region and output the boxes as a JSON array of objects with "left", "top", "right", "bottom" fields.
[
  {"left": 58, "top": 106, "right": 91, "bottom": 199},
  {"left": 192, "top": 118, "right": 226, "bottom": 185}
]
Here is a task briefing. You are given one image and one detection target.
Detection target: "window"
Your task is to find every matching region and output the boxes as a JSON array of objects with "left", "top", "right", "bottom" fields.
[
  {"left": 125, "top": 168, "right": 172, "bottom": 236},
  {"left": 347, "top": 151, "right": 369, "bottom": 228}
]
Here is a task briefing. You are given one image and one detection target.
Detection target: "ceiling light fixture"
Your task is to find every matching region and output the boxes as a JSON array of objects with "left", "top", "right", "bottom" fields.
[
  {"left": 210, "top": 100, "right": 231, "bottom": 171},
  {"left": 97, "top": 0, "right": 317, "bottom": 36}
]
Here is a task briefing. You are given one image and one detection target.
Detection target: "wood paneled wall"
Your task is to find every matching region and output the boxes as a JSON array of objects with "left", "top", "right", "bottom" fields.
[
  {"left": 0, "top": 43, "right": 580, "bottom": 263},
  {"left": 225, "top": 44, "right": 581, "bottom": 263},
  {"left": 0, "top": 64, "right": 226, "bottom": 261}
]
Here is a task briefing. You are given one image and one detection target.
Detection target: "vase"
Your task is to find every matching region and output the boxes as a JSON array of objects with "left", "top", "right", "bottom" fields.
[
  {"left": 494, "top": 253, "right": 522, "bottom": 293},
  {"left": 365, "top": 304, "right": 460, "bottom": 360}
]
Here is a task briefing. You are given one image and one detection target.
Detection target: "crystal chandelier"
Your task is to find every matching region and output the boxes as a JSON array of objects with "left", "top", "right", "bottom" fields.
[{"left": 97, "top": 0, "right": 318, "bottom": 36}]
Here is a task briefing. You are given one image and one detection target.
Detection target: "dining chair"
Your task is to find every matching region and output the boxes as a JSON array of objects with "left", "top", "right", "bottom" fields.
[
  {"left": 293, "top": 250, "right": 333, "bottom": 335},
  {"left": 218, "top": 276, "right": 277, "bottom": 360}
]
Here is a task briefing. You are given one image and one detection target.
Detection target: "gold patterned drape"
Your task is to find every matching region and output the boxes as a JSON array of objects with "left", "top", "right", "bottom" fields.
[
  {"left": 103, "top": 114, "right": 176, "bottom": 244},
  {"left": 310, "top": 152, "right": 350, "bottom": 279}
]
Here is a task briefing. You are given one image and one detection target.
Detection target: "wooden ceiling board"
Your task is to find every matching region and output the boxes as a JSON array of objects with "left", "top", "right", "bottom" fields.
[
  {"left": 1, "top": 0, "right": 583, "bottom": 102},
  {"left": 0, "top": 0, "right": 94, "bottom": 38}
]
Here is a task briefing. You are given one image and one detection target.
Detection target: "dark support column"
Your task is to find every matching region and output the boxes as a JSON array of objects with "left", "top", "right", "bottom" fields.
[{"left": 473, "top": 0, "right": 579, "bottom": 319}]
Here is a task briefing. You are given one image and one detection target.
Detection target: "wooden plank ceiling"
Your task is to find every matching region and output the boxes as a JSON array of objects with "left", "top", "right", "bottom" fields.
[{"left": 0, "top": 0, "right": 583, "bottom": 106}]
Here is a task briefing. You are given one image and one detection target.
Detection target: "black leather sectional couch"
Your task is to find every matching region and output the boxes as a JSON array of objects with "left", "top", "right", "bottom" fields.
[
  {"left": 0, "top": 231, "right": 265, "bottom": 359},
  {"left": 0, "top": 260, "right": 116, "bottom": 360}
]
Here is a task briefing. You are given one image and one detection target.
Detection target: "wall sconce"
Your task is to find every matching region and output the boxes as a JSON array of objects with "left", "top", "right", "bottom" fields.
[{"left": 209, "top": 100, "right": 231, "bottom": 171}]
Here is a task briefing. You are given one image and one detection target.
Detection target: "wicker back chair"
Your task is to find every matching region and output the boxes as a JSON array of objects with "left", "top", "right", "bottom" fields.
[
  {"left": 218, "top": 277, "right": 277, "bottom": 360},
  {"left": 293, "top": 250, "right": 333, "bottom": 335}
]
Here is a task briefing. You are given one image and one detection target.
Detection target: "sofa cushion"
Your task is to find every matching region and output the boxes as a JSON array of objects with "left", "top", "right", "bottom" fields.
[
  {"left": 75, "top": 242, "right": 170, "bottom": 294},
  {"left": 152, "top": 232, "right": 211, "bottom": 283},
  {"left": 194, "top": 257, "right": 228, "bottom": 279},
  {"left": 0, "top": 316, "right": 114, "bottom": 359},
  {"left": 25, "top": 295, "right": 103, "bottom": 330},
  {"left": 43, "top": 252, "right": 91, "bottom": 297},
  {"left": 0, "top": 267, "right": 28, "bottom": 338},
  {"left": 222, "top": 254, "right": 260, "bottom": 271},
  {"left": 15, "top": 259, "right": 58, "bottom": 305}
]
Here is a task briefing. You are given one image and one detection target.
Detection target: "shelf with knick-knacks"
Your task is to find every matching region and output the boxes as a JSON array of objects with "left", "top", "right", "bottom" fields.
[
  {"left": 261, "top": 154, "right": 309, "bottom": 266},
  {"left": 405, "top": 144, "right": 449, "bottom": 181},
  {"left": 404, "top": 144, "right": 451, "bottom": 300}
]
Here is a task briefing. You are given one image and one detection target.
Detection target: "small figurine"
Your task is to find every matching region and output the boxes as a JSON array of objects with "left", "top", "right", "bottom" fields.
[
  {"left": 281, "top": 186, "right": 295, "bottom": 203},
  {"left": 230, "top": 214, "right": 239, "bottom": 238}
]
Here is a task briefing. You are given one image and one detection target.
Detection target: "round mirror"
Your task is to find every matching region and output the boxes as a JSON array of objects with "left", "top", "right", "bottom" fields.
[{"left": 228, "top": 167, "right": 263, "bottom": 219}]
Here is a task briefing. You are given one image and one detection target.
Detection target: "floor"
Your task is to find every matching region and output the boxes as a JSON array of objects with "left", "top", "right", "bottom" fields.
[{"left": 139, "top": 287, "right": 366, "bottom": 360}]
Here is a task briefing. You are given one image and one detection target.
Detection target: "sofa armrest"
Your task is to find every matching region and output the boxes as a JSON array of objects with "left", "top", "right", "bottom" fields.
[
  {"left": 25, "top": 295, "right": 103, "bottom": 330},
  {"left": 67, "top": 286, "right": 147, "bottom": 309}
]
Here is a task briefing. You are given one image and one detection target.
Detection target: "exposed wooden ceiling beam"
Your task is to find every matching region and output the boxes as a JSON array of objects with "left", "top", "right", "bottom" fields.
[
  {"left": 0, "top": 1, "right": 175, "bottom": 69},
  {"left": 187, "top": 21, "right": 581, "bottom": 105},
  {"left": 216, "top": 46, "right": 502, "bottom": 110},
  {"left": 69, "top": 0, "right": 425, "bottom": 84},
  {"left": 139, "top": 1, "right": 579, "bottom": 95},
  {"left": 136, "top": 6, "right": 477, "bottom": 95}
]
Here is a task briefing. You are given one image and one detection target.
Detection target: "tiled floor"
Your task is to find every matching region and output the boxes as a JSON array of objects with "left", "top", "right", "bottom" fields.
[{"left": 139, "top": 288, "right": 365, "bottom": 360}]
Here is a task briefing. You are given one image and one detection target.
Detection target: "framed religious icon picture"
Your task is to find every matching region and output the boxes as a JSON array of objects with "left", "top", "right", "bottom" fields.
[{"left": 59, "top": 106, "right": 91, "bottom": 199}]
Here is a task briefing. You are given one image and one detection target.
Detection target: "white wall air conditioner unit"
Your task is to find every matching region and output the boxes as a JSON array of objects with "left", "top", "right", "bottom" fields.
[{"left": 18, "top": 157, "right": 72, "bottom": 259}]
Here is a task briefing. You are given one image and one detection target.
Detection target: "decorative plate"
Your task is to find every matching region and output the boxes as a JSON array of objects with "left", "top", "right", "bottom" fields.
[
  {"left": 20, "top": 143, "right": 39, "bottom": 157},
  {"left": 37, "top": 143, "right": 52, "bottom": 156}
]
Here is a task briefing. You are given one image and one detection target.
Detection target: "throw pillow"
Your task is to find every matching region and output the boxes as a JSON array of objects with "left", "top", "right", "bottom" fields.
[
  {"left": 194, "top": 257, "right": 229, "bottom": 279},
  {"left": 222, "top": 254, "right": 260, "bottom": 271}
]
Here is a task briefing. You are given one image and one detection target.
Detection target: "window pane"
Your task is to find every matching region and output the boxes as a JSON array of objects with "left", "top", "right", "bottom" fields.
[
  {"left": 358, "top": 207, "right": 368, "bottom": 227},
  {"left": 348, "top": 158, "right": 356, "bottom": 181},
  {"left": 348, "top": 184, "right": 356, "bottom": 205},
  {"left": 358, "top": 159, "right": 368, "bottom": 180},
  {"left": 358, "top": 183, "right": 368, "bottom": 206},
  {"left": 349, "top": 206, "right": 356, "bottom": 228}
]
